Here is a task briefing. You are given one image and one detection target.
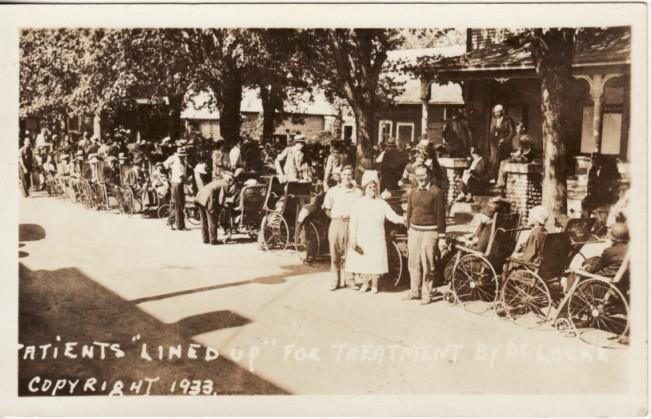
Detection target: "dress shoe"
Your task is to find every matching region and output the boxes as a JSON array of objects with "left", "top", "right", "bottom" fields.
[
  {"left": 359, "top": 283, "right": 369, "bottom": 293},
  {"left": 402, "top": 294, "right": 419, "bottom": 301}
]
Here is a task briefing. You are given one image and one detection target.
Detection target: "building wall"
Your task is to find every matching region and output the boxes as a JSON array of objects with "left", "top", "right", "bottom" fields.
[{"left": 376, "top": 104, "right": 464, "bottom": 146}]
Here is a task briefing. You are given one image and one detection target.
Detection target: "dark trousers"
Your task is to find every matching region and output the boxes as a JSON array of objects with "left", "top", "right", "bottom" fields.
[
  {"left": 168, "top": 182, "right": 186, "bottom": 229},
  {"left": 19, "top": 168, "right": 31, "bottom": 197},
  {"left": 197, "top": 204, "right": 219, "bottom": 244}
]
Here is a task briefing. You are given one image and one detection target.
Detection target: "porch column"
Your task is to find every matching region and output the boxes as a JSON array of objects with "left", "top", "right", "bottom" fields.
[
  {"left": 420, "top": 78, "right": 431, "bottom": 140},
  {"left": 93, "top": 113, "right": 101, "bottom": 140},
  {"left": 576, "top": 73, "right": 622, "bottom": 153}
]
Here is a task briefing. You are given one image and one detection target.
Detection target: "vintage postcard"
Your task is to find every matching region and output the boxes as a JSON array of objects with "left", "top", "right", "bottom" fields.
[{"left": 0, "top": 2, "right": 647, "bottom": 417}]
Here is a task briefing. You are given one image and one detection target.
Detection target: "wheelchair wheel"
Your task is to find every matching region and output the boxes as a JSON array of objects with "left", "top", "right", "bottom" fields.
[
  {"left": 219, "top": 208, "right": 234, "bottom": 243},
  {"left": 82, "top": 181, "right": 94, "bottom": 208},
  {"left": 385, "top": 240, "right": 404, "bottom": 287},
  {"left": 121, "top": 187, "right": 136, "bottom": 214},
  {"left": 451, "top": 254, "right": 499, "bottom": 315},
  {"left": 261, "top": 211, "right": 289, "bottom": 251},
  {"left": 295, "top": 220, "right": 320, "bottom": 263},
  {"left": 568, "top": 279, "right": 629, "bottom": 348},
  {"left": 185, "top": 205, "right": 201, "bottom": 226},
  {"left": 500, "top": 269, "right": 552, "bottom": 329},
  {"left": 157, "top": 204, "right": 170, "bottom": 219}
]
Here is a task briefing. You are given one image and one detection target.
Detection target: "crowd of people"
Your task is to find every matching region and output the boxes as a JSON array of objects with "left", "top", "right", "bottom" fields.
[{"left": 19, "top": 110, "right": 630, "bottom": 311}]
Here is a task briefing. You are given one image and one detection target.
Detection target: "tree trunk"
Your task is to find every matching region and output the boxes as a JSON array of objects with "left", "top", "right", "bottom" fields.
[
  {"left": 215, "top": 72, "right": 243, "bottom": 146},
  {"left": 167, "top": 94, "right": 184, "bottom": 140},
  {"left": 260, "top": 83, "right": 283, "bottom": 143},
  {"left": 354, "top": 104, "right": 375, "bottom": 181},
  {"left": 530, "top": 29, "right": 575, "bottom": 223}
]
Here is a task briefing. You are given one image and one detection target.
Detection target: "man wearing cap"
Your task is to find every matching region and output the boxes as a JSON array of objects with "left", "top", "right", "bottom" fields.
[
  {"left": 323, "top": 165, "right": 363, "bottom": 290},
  {"left": 275, "top": 135, "right": 306, "bottom": 183},
  {"left": 488, "top": 104, "right": 515, "bottom": 181},
  {"left": 194, "top": 171, "right": 235, "bottom": 245},
  {"left": 405, "top": 164, "right": 447, "bottom": 305},
  {"left": 163, "top": 146, "right": 189, "bottom": 230}
]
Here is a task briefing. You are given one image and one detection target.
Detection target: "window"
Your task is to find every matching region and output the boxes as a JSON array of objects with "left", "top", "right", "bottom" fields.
[
  {"left": 342, "top": 123, "right": 355, "bottom": 143},
  {"left": 378, "top": 120, "right": 393, "bottom": 144},
  {"left": 396, "top": 122, "right": 415, "bottom": 144}
]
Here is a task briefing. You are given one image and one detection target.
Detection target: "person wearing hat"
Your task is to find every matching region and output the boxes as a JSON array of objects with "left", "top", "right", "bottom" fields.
[
  {"left": 194, "top": 170, "right": 235, "bottom": 245},
  {"left": 323, "top": 140, "right": 347, "bottom": 191},
  {"left": 163, "top": 146, "right": 190, "bottom": 230},
  {"left": 511, "top": 205, "right": 549, "bottom": 265},
  {"left": 404, "top": 164, "right": 447, "bottom": 305},
  {"left": 345, "top": 170, "right": 404, "bottom": 294},
  {"left": 323, "top": 165, "right": 363, "bottom": 291},
  {"left": 380, "top": 137, "right": 408, "bottom": 191},
  {"left": 488, "top": 104, "right": 516, "bottom": 182},
  {"left": 275, "top": 134, "right": 306, "bottom": 183},
  {"left": 19, "top": 137, "right": 34, "bottom": 197}
]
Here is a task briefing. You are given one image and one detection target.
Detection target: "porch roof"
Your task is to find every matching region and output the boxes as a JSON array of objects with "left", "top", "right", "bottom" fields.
[{"left": 424, "top": 27, "right": 630, "bottom": 80}]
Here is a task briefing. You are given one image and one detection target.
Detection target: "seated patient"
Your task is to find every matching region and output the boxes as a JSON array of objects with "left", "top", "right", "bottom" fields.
[{"left": 511, "top": 205, "right": 549, "bottom": 265}]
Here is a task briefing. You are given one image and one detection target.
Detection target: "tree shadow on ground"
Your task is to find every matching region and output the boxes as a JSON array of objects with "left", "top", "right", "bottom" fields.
[
  {"left": 129, "top": 263, "right": 325, "bottom": 305},
  {"left": 18, "top": 263, "right": 288, "bottom": 396}
]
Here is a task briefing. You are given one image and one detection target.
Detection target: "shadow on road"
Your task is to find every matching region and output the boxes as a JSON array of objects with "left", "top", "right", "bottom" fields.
[
  {"left": 19, "top": 224, "right": 46, "bottom": 242},
  {"left": 130, "top": 263, "right": 325, "bottom": 305},
  {"left": 19, "top": 263, "right": 288, "bottom": 396}
]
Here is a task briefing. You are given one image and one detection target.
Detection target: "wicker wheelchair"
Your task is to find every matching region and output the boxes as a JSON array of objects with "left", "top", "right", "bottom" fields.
[
  {"left": 446, "top": 212, "right": 521, "bottom": 314},
  {"left": 500, "top": 217, "right": 601, "bottom": 329},
  {"left": 557, "top": 253, "right": 630, "bottom": 348},
  {"left": 219, "top": 173, "right": 268, "bottom": 243}
]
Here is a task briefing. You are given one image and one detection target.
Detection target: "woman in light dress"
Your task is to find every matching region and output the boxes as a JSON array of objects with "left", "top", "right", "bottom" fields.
[{"left": 346, "top": 171, "right": 405, "bottom": 294}]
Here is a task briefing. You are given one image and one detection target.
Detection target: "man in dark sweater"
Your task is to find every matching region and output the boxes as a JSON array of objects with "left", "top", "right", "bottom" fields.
[{"left": 405, "top": 165, "right": 447, "bottom": 304}]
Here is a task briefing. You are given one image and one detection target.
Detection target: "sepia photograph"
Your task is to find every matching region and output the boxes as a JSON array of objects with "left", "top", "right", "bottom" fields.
[{"left": 0, "top": 2, "right": 647, "bottom": 417}]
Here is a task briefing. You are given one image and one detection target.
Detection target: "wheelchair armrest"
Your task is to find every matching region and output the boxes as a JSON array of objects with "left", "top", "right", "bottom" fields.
[
  {"left": 570, "top": 268, "right": 611, "bottom": 282},
  {"left": 455, "top": 244, "right": 482, "bottom": 255},
  {"left": 506, "top": 257, "right": 538, "bottom": 269}
]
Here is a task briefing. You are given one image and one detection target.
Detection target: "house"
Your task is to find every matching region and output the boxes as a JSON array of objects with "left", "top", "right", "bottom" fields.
[
  {"left": 370, "top": 46, "right": 466, "bottom": 146},
  {"left": 414, "top": 27, "right": 631, "bottom": 163},
  {"left": 181, "top": 89, "right": 338, "bottom": 144}
]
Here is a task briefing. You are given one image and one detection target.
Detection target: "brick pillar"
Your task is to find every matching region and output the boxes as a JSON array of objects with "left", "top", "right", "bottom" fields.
[
  {"left": 438, "top": 157, "right": 470, "bottom": 206},
  {"left": 504, "top": 162, "right": 542, "bottom": 224}
]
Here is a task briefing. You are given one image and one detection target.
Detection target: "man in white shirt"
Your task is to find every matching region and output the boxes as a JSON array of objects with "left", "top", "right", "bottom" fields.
[
  {"left": 229, "top": 138, "right": 242, "bottom": 170},
  {"left": 163, "top": 146, "right": 189, "bottom": 230},
  {"left": 322, "top": 165, "right": 363, "bottom": 290},
  {"left": 275, "top": 135, "right": 306, "bottom": 183}
]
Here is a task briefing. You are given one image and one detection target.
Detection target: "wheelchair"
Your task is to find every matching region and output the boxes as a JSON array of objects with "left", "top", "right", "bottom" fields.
[
  {"left": 260, "top": 177, "right": 312, "bottom": 251},
  {"left": 446, "top": 212, "right": 521, "bottom": 315},
  {"left": 500, "top": 217, "right": 602, "bottom": 329},
  {"left": 554, "top": 254, "right": 630, "bottom": 348},
  {"left": 219, "top": 173, "right": 267, "bottom": 243}
]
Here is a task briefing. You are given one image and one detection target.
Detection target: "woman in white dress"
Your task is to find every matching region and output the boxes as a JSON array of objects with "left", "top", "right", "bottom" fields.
[{"left": 346, "top": 171, "right": 405, "bottom": 294}]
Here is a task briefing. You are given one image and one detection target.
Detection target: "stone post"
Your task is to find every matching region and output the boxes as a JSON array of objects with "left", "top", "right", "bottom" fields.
[
  {"left": 503, "top": 162, "right": 543, "bottom": 224},
  {"left": 438, "top": 157, "right": 470, "bottom": 206}
]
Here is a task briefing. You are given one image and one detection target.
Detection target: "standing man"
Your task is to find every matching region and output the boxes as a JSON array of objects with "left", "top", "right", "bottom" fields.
[
  {"left": 163, "top": 146, "right": 189, "bottom": 231},
  {"left": 229, "top": 138, "right": 242, "bottom": 170},
  {"left": 194, "top": 171, "right": 234, "bottom": 245},
  {"left": 405, "top": 165, "right": 447, "bottom": 305},
  {"left": 211, "top": 139, "right": 227, "bottom": 180},
  {"left": 488, "top": 104, "right": 515, "bottom": 182},
  {"left": 380, "top": 137, "right": 408, "bottom": 191},
  {"left": 322, "top": 165, "right": 363, "bottom": 291},
  {"left": 19, "top": 137, "right": 34, "bottom": 197},
  {"left": 275, "top": 135, "right": 306, "bottom": 183}
]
